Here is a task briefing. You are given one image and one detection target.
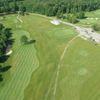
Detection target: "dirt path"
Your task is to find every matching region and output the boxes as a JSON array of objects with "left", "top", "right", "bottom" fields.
[
  {"left": 44, "top": 35, "right": 78, "bottom": 100},
  {"left": 53, "top": 35, "right": 78, "bottom": 100},
  {"left": 27, "top": 13, "right": 100, "bottom": 44},
  {"left": 61, "top": 21, "right": 100, "bottom": 44}
]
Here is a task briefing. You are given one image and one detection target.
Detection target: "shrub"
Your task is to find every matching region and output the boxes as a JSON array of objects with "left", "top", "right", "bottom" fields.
[
  {"left": 92, "top": 24, "right": 100, "bottom": 31},
  {"left": 67, "top": 14, "right": 79, "bottom": 23},
  {"left": 20, "top": 35, "right": 28, "bottom": 44}
]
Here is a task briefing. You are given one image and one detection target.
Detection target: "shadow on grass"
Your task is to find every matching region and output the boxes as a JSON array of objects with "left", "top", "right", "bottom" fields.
[
  {"left": 0, "top": 74, "right": 3, "bottom": 82},
  {"left": 0, "top": 66, "right": 11, "bottom": 73},
  {"left": 28, "top": 40, "right": 36, "bottom": 44},
  {"left": 0, "top": 56, "right": 9, "bottom": 63}
]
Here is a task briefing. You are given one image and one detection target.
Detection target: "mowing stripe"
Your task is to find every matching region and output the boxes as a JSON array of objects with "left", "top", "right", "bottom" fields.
[{"left": 0, "top": 44, "right": 39, "bottom": 100}]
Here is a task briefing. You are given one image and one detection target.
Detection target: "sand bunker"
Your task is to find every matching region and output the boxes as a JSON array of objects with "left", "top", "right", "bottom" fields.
[
  {"left": 6, "top": 50, "right": 13, "bottom": 56},
  {"left": 50, "top": 19, "right": 61, "bottom": 25}
]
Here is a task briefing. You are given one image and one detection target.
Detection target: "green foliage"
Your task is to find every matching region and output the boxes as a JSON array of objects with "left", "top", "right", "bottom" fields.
[
  {"left": 23, "top": 0, "right": 100, "bottom": 16},
  {"left": 76, "top": 12, "right": 85, "bottom": 19},
  {"left": 0, "top": 23, "right": 13, "bottom": 82},
  {"left": 20, "top": 35, "right": 28, "bottom": 44},
  {"left": 92, "top": 24, "right": 100, "bottom": 31},
  {"left": 0, "top": 23, "right": 12, "bottom": 56},
  {"left": 67, "top": 14, "right": 79, "bottom": 23},
  {"left": 19, "top": 2, "right": 26, "bottom": 16},
  {"left": 0, "top": 0, "right": 100, "bottom": 17},
  {"left": 0, "top": 74, "right": 3, "bottom": 81},
  {"left": 66, "top": 12, "right": 85, "bottom": 23},
  {"left": 0, "top": 0, "right": 25, "bottom": 14}
]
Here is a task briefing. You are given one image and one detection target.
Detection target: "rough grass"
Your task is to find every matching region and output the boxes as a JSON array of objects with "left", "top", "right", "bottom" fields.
[
  {"left": 57, "top": 38, "right": 100, "bottom": 100},
  {"left": 77, "top": 9, "right": 100, "bottom": 28},
  {"left": 63, "top": 9, "right": 100, "bottom": 30}
]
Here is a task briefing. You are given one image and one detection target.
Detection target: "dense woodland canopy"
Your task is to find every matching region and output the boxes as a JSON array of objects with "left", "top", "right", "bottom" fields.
[
  {"left": 0, "top": 23, "right": 13, "bottom": 82},
  {"left": 0, "top": 0, "right": 100, "bottom": 16}
]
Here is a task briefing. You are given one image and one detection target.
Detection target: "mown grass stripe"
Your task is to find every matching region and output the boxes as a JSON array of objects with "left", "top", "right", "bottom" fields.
[
  {"left": 7, "top": 46, "right": 31, "bottom": 99},
  {"left": 0, "top": 46, "right": 28, "bottom": 99},
  {"left": 0, "top": 44, "right": 39, "bottom": 100}
]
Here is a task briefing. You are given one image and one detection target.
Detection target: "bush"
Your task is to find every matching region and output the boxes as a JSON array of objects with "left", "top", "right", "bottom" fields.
[
  {"left": 76, "top": 12, "right": 85, "bottom": 19},
  {"left": 67, "top": 14, "right": 79, "bottom": 23},
  {"left": 20, "top": 35, "right": 28, "bottom": 44},
  {"left": 92, "top": 24, "right": 100, "bottom": 31},
  {"left": 0, "top": 74, "right": 3, "bottom": 82}
]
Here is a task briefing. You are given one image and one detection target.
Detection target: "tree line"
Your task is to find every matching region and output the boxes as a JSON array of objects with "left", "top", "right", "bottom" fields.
[
  {"left": 30, "top": 0, "right": 100, "bottom": 16},
  {"left": 0, "top": 23, "right": 13, "bottom": 82},
  {"left": 0, "top": 0, "right": 26, "bottom": 14},
  {"left": 0, "top": 0, "right": 100, "bottom": 16}
]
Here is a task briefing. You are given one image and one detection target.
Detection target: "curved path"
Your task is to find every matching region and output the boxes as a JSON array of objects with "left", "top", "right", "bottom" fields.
[{"left": 53, "top": 35, "right": 79, "bottom": 99}]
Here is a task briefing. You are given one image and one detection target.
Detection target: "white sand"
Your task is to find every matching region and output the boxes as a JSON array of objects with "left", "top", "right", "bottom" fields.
[
  {"left": 6, "top": 50, "right": 13, "bottom": 56},
  {"left": 50, "top": 20, "right": 61, "bottom": 25}
]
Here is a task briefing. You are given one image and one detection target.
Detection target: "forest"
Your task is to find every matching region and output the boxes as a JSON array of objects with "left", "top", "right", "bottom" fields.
[{"left": 0, "top": 0, "right": 100, "bottom": 16}]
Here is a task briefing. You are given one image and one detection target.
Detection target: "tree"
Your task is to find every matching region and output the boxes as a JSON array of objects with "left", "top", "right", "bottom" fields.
[
  {"left": 67, "top": 14, "right": 79, "bottom": 23},
  {"left": 0, "top": 23, "right": 13, "bottom": 82},
  {"left": 56, "top": 11, "right": 62, "bottom": 18},
  {"left": 92, "top": 24, "right": 100, "bottom": 31},
  {"left": 0, "top": 0, "right": 100, "bottom": 16},
  {"left": 20, "top": 35, "right": 28, "bottom": 44},
  {"left": 76, "top": 12, "right": 85, "bottom": 19},
  {"left": 0, "top": 23, "right": 4, "bottom": 30},
  {"left": 19, "top": 3, "right": 26, "bottom": 16},
  {"left": 0, "top": 74, "right": 3, "bottom": 82}
]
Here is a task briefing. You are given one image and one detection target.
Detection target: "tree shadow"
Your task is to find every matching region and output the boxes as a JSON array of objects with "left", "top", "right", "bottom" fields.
[
  {"left": 28, "top": 39, "right": 36, "bottom": 44},
  {"left": 0, "top": 74, "right": 3, "bottom": 82},
  {"left": 7, "top": 39, "right": 15, "bottom": 45},
  {"left": 84, "top": 16, "right": 88, "bottom": 19},
  {"left": 4, "top": 28, "right": 12, "bottom": 38},
  {"left": 0, "top": 66, "right": 11, "bottom": 72},
  {"left": 0, "top": 56, "right": 9, "bottom": 63}
]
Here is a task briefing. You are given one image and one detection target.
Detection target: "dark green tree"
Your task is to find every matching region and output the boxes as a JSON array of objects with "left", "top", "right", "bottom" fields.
[
  {"left": 76, "top": 12, "right": 85, "bottom": 19},
  {"left": 92, "top": 24, "right": 100, "bottom": 31},
  {"left": 67, "top": 14, "right": 79, "bottom": 23},
  {"left": 20, "top": 35, "right": 28, "bottom": 44}
]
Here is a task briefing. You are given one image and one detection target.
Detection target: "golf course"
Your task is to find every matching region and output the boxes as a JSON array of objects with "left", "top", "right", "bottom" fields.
[{"left": 0, "top": 9, "right": 100, "bottom": 100}]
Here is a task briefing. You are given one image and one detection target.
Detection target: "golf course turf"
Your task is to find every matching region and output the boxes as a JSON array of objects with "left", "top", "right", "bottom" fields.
[{"left": 0, "top": 12, "right": 100, "bottom": 100}]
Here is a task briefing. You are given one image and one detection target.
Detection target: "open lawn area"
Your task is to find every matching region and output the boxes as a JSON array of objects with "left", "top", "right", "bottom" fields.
[
  {"left": 63, "top": 9, "right": 100, "bottom": 31},
  {"left": 77, "top": 10, "right": 100, "bottom": 28},
  {"left": 0, "top": 13, "right": 100, "bottom": 100}
]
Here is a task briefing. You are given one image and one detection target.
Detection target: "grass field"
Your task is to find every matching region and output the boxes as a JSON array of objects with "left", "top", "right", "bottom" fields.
[
  {"left": 0, "top": 28, "right": 39, "bottom": 100},
  {"left": 0, "top": 13, "right": 100, "bottom": 100},
  {"left": 63, "top": 9, "right": 100, "bottom": 29},
  {"left": 0, "top": 14, "right": 77, "bottom": 100},
  {"left": 77, "top": 9, "right": 100, "bottom": 28}
]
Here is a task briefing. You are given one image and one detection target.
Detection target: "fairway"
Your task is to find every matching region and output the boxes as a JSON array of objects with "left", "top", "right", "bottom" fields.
[
  {"left": 0, "top": 13, "right": 100, "bottom": 100},
  {"left": 0, "top": 30, "right": 39, "bottom": 100}
]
